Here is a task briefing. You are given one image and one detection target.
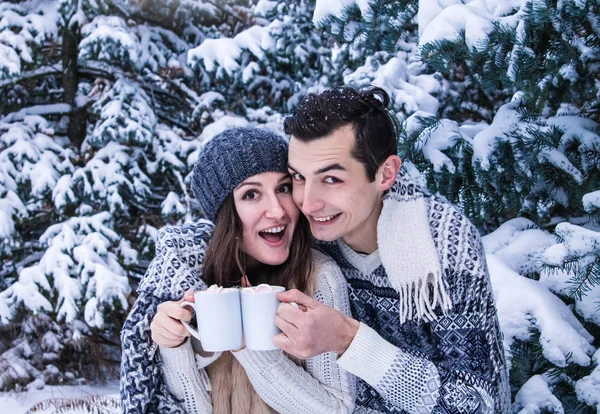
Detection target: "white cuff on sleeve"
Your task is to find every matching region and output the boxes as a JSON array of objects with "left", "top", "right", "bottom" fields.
[
  {"left": 337, "top": 322, "right": 398, "bottom": 387},
  {"left": 159, "top": 339, "right": 197, "bottom": 372}
]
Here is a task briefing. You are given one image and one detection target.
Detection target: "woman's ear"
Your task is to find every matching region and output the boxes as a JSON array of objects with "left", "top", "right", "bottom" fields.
[{"left": 378, "top": 155, "right": 401, "bottom": 191}]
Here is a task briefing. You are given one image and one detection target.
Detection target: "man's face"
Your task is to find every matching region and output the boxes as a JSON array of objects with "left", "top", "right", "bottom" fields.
[{"left": 288, "top": 125, "right": 384, "bottom": 249}]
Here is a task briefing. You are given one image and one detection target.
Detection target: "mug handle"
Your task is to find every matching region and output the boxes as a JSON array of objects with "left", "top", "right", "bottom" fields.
[{"left": 180, "top": 301, "right": 202, "bottom": 341}]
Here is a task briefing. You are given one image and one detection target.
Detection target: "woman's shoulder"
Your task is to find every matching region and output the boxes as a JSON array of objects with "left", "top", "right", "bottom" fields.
[
  {"left": 310, "top": 248, "right": 339, "bottom": 271},
  {"left": 310, "top": 248, "right": 346, "bottom": 288},
  {"left": 309, "top": 249, "right": 350, "bottom": 313}
]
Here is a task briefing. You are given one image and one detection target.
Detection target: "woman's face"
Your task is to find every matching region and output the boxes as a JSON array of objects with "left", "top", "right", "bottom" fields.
[{"left": 232, "top": 172, "right": 299, "bottom": 267}]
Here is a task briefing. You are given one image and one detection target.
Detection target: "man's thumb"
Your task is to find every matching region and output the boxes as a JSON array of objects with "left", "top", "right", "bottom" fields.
[{"left": 277, "top": 289, "right": 314, "bottom": 307}]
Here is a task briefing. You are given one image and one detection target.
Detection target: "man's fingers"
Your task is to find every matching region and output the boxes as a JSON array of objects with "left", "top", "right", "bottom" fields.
[
  {"left": 275, "top": 313, "right": 300, "bottom": 336},
  {"left": 273, "top": 333, "right": 296, "bottom": 353},
  {"left": 276, "top": 289, "right": 319, "bottom": 308}
]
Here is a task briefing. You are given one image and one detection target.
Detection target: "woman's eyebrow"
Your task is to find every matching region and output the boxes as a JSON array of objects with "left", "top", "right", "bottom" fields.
[{"left": 236, "top": 181, "right": 262, "bottom": 190}]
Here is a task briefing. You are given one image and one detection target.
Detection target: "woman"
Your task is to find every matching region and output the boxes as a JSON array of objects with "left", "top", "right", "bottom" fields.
[{"left": 120, "top": 127, "right": 356, "bottom": 414}]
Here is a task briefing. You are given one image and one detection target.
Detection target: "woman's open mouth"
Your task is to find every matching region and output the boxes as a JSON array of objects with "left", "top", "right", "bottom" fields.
[{"left": 259, "top": 225, "right": 286, "bottom": 245}]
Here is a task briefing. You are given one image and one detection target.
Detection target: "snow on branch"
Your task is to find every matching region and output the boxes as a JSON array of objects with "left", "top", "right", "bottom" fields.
[
  {"left": 79, "top": 15, "right": 142, "bottom": 72},
  {"left": 0, "top": 213, "right": 133, "bottom": 328},
  {"left": 188, "top": 24, "right": 275, "bottom": 77}
]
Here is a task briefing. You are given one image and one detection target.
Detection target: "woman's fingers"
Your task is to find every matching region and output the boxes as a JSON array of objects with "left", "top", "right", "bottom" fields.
[
  {"left": 150, "top": 299, "right": 193, "bottom": 347},
  {"left": 160, "top": 301, "right": 193, "bottom": 322}
]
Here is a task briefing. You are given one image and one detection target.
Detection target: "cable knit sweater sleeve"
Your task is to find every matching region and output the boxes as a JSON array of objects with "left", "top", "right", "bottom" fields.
[
  {"left": 232, "top": 250, "right": 356, "bottom": 413},
  {"left": 160, "top": 340, "right": 214, "bottom": 414}
]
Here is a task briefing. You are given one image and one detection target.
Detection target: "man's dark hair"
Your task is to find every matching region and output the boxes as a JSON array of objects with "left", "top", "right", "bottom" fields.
[{"left": 283, "top": 86, "right": 400, "bottom": 182}]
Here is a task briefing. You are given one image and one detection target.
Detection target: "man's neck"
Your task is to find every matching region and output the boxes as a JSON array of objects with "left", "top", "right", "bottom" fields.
[{"left": 341, "top": 200, "right": 382, "bottom": 255}]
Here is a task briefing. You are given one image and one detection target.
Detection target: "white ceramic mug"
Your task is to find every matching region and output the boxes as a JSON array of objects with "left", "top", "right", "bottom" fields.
[
  {"left": 240, "top": 285, "right": 287, "bottom": 351},
  {"left": 180, "top": 288, "right": 243, "bottom": 352}
]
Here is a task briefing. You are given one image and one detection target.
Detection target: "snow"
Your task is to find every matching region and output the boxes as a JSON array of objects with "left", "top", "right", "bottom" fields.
[
  {"left": 0, "top": 43, "right": 21, "bottom": 78},
  {"left": 79, "top": 16, "right": 142, "bottom": 70},
  {"left": 487, "top": 254, "right": 594, "bottom": 368},
  {"left": 254, "top": 0, "right": 278, "bottom": 17},
  {"left": 420, "top": 3, "right": 495, "bottom": 51},
  {"left": 472, "top": 99, "right": 521, "bottom": 170},
  {"left": 543, "top": 223, "right": 600, "bottom": 264},
  {"left": 345, "top": 53, "right": 441, "bottom": 115},
  {"left": 583, "top": 190, "right": 600, "bottom": 213},
  {"left": 576, "top": 349, "right": 600, "bottom": 410},
  {"left": 0, "top": 213, "right": 132, "bottom": 326},
  {"left": 162, "top": 191, "right": 186, "bottom": 217},
  {"left": 0, "top": 382, "right": 119, "bottom": 413},
  {"left": 188, "top": 24, "right": 274, "bottom": 77},
  {"left": 406, "top": 112, "right": 461, "bottom": 173},
  {"left": 88, "top": 78, "right": 156, "bottom": 149},
  {"left": 418, "top": 0, "right": 525, "bottom": 50},
  {"left": 482, "top": 218, "right": 556, "bottom": 275},
  {"left": 513, "top": 374, "right": 565, "bottom": 414},
  {"left": 313, "top": 0, "right": 373, "bottom": 25},
  {"left": 199, "top": 115, "right": 249, "bottom": 144}
]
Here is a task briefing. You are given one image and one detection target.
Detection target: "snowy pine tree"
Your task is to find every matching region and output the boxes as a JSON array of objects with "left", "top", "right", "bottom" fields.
[
  {"left": 0, "top": 0, "right": 337, "bottom": 391},
  {"left": 0, "top": 0, "right": 233, "bottom": 390}
]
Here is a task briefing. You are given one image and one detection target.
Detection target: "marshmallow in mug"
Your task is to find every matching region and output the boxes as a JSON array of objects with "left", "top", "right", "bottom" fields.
[
  {"left": 199, "top": 284, "right": 237, "bottom": 294},
  {"left": 241, "top": 283, "right": 273, "bottom": 294}
]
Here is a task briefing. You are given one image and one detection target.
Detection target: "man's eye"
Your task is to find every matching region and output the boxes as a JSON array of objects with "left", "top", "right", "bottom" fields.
[
  {"left": 324, "top": 176, "right": 340, "bottom": 184},
  {"left": 292, "top": 173, "right": 304, "bottom": 181},
  {"left": 278, "top": 184, "right": 292, "bottom": 194},
  {"left": 243, "top": 190, "right": 259, "bottom": 200}
]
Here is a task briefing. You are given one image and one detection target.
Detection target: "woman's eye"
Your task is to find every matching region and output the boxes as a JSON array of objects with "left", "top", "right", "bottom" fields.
[
  {"left": 324, "top": 176, "right": 340, "bottom": 184},
  {"left": 243, "top": 190, "right": 259, "bottom": 200},
  {"left": 278, "top": 183, "right": 292, "bottom": 194}
]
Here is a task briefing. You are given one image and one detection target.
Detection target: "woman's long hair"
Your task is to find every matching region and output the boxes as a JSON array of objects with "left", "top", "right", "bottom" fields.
[{"left": 202, "top": 194, "right": 313, "bottom": 293}]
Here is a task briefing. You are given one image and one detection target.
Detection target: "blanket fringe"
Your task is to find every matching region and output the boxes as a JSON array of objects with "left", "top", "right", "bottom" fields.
[{"left": 398, "top": 270, "right": 452, "bottom": 324}]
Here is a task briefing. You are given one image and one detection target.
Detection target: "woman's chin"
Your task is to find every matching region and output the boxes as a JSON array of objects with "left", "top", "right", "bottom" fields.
[{"left": 254, "top": 250, "right": 290, "bottom": 266}]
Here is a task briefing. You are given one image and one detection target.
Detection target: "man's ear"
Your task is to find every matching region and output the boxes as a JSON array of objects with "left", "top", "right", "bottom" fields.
[{"left": 378, "top": 155, "right": 401, "bottom": 191}]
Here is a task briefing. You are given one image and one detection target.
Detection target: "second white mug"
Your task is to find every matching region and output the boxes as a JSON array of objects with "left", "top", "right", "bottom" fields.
[{"left": 240, "top": 286, "right": 286, "bottom": 351}]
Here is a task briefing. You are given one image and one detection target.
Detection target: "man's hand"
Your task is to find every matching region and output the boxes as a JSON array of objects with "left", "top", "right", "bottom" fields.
[
  {"left": 150, "top": 290, "right": 195, "bottom": 348},
  {"left": 274, "top": 289, "right": 359, "bottom": 359}
]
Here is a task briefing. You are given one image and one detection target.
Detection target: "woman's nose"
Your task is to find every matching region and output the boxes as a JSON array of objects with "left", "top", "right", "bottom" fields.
[{"left": 265, "top": 196, "right": 286, "bottom": 219}]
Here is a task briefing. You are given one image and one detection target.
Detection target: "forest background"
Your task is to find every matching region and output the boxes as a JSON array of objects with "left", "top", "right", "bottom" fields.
[{"left": 0, "top": 0, "right": 599, "bottom": 412}]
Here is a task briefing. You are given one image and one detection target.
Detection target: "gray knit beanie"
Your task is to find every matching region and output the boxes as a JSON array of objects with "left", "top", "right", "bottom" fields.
[{"left": 191, "top": 127, "right": 289, "bottom": 222}]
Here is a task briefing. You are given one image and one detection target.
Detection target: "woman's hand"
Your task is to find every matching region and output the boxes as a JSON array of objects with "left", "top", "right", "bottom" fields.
[{"left": 150, "top": 290, "right": 195, "bottom": 348}]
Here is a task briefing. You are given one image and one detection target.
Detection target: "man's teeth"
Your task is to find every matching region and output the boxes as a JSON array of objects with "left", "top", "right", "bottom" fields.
[
  {"left": 260, "top": 226, "right": 285, "bottom": 234},
  {"left": 313, "top": 214, "right": 338, "bottom": 222}
]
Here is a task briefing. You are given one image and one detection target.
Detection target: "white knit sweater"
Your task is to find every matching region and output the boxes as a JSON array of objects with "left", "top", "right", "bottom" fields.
[{"left": 159, "top": 250, "right": 356, "bottom": 414}]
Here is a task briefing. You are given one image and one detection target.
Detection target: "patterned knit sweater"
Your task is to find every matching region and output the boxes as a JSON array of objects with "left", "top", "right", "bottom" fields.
[
  {"left": 315, "top": 171, "right": 511, "bottom": 414},
  {"left": 120, "top": 221, "right": 356, "bottom": 413}
]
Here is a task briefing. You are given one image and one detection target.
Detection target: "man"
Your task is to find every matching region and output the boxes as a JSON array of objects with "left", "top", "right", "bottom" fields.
[{"left": 274, "top": 86, "right": 511, "bottom": 413}]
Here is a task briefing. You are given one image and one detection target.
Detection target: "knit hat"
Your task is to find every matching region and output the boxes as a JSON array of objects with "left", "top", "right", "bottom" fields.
[{"left": 191, "top": 127, "right": 289, "bottom": 222}]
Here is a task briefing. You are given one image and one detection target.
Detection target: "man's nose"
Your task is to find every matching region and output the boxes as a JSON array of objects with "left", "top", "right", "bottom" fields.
[{"left": 300, "top": 183, "right": 325, "bottom": 215}]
